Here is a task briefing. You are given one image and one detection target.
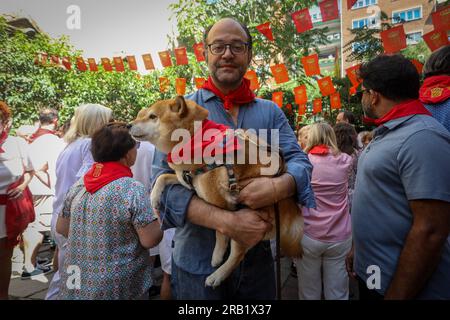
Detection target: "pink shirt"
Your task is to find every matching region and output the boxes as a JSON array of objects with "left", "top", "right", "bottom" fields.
[{"left": 303, "top": 152, "right": 352, "bottom": 243}]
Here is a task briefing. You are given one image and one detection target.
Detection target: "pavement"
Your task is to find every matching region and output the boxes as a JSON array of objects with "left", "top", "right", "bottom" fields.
[{"left": 8, "top": 242, "right": 300, "bottom": 300}]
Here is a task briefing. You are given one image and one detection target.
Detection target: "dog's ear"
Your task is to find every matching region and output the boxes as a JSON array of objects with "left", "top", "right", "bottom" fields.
[{"left": 170, "top": 96, "right": 188, "bottom": 118}]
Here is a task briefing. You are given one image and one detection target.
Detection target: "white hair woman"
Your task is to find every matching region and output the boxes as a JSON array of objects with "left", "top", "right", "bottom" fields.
[
  {"left": 45, "top": 103, "right": 112, "bottom": 300},
  {"left": 295, "top": 122, "right": 353, "bottom": 300}
]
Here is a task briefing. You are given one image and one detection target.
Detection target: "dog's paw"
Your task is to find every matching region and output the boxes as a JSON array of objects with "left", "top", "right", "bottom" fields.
[
  {"left": 205, "top": 273, "right": 224, "bottom": 288},
  {"left": 211, "top": 255, "right": 223, "bottom": 268}
]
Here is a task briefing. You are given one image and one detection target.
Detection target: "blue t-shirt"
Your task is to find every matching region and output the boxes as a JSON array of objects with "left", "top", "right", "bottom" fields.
[
  {"left": 424, "top": 98, "right": 450, "bottom": 132},
  {"left": 352, "top": 114, "right": 450, "bottom": 299},
  {"left": 152, "top": 89, "right": 315, "bottom": 275}
]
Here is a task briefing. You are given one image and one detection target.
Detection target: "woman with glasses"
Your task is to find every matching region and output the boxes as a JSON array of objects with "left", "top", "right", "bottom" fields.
[
  {"left": 46, "top": 103, "right": 113, "bottom": 299},
  {"left": 56, "top": 123, "right": 162, "bottom": 300}
]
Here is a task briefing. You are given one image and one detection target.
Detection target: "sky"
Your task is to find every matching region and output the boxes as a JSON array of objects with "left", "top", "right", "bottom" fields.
[{"left": 0, "top": 0, "right": 179, "bottom": 72}]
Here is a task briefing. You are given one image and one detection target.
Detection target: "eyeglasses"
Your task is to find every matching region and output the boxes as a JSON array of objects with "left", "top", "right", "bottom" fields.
[
  {"left": 355, "top": 88, "right": 371, "bottom": 100},
  {"left": 207, "top": 42, "right": 250, "bottom": 55}
]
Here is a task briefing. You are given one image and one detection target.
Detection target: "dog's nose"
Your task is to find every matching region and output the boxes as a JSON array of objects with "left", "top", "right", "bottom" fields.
[{"left": 126, "top": 124, "right": 132, "bottom": 129}]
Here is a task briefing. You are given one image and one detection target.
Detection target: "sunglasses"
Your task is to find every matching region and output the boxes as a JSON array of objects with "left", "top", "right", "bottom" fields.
[{"left": 355, "top": 88, "right": 371, "bottom": 100}]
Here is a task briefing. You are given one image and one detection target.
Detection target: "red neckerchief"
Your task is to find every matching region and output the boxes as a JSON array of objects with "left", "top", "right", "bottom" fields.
[
  {"left": 0, "top": 131, "right": 8, "bottom": 153},
  {"left": 308, "top": 144, "right": 329, "bottom": 155},
  {"left": 419, "top": 75, "right": 450, "bottom": 104},
  {"left": 363, "top": 99, "right": 431, "bottom": 126},
  {"left": 201, "top": 76, "right": 255, "bottom": 110},
  {"left": 84, "top": 162, "right": 133, "bottom": 194},
  {"left": 28, "top": 128, "right": 57, "bottom": 144},
  {"left": 167, "top": 119, "right": 240, "bottom": 164}
]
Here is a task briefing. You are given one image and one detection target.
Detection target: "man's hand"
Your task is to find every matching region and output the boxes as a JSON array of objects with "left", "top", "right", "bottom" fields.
[
  {"left": 223, "top": 207, "right": 273, "bottom": 247},
  {"left": 345, "top": 244, "right": 356, "bottom": 279},
  {"left": 238, "top": 177, "right": 278, "bottom": 209},
  {"left": 238, "top": 174, "right": 296, "bottom": 210},
  {"left": 7, "top": 184, "right": 26, "bottom": 200}
]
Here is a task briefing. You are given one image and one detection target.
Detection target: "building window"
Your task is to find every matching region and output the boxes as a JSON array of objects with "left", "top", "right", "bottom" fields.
[
  {"left": 352, "top": 0, "right": 378, "bottom": 9},
  {"left": 352, "top": 42, "right": 369, "bottom": 53},
  {"left": 406, "top": 31, "right": 423, "bottom": 45},
  {"left": 352, "top": 17, "right": 378, "bottom": 29},
  {"left": 393, "top": 7, "right": 422, "bottom": 24}
]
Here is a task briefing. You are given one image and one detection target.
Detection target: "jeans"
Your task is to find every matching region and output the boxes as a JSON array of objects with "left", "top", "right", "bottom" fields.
[{"left": 171, "top": 240, "right": 276, "bottom": 300}]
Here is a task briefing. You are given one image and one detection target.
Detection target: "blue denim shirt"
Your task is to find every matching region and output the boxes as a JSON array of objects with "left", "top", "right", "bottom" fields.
[{"left": 152, "top": 89, "right": 315, "bottom": 275}]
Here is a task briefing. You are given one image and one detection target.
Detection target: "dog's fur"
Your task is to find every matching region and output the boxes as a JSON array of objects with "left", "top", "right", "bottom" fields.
[{"left": 130, "top": 96, "right": 303, "bottom": 288}]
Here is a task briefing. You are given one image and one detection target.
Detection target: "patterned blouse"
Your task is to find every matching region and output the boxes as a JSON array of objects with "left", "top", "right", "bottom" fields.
[{"left": 59, "top": 177, "right": 157, "bottom": 300}]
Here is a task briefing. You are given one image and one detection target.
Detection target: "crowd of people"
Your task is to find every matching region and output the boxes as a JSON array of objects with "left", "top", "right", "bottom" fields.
[{"left": 0, "top": 18, "right": 449, "bottom": 300}]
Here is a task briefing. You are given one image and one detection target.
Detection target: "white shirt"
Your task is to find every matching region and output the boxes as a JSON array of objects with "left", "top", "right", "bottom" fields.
[
  {"left": 0, "top": 136, "right": 33, "bottom": 238},
  {"left": 131, "top": 141, "right": 155, "bottom": 195},
  {"left": 28, "top": 132, "right": 65, "bottom": 196}
]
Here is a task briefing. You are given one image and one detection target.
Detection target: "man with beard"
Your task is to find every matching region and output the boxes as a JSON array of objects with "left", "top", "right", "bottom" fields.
[
  {"left": 346, "top": 55, "right": 450, "bottom": 299},
  {"left": 151, "top": 18, "right": 315, "bottom": 299}
]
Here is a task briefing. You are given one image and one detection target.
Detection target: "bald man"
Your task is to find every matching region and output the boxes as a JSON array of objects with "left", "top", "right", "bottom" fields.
[{"left": 151, "top": 18, "right": 315, "bottom": 299}]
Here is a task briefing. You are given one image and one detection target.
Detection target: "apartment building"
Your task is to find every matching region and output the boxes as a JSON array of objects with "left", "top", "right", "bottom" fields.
[{"left": 341, "top": 0, "right": 439, "bottom": 70}]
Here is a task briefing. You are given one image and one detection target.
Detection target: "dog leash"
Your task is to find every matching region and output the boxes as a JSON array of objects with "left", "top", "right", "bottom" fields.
[{"left": 275, "top": 202, "right": 282, "bottom": 300}]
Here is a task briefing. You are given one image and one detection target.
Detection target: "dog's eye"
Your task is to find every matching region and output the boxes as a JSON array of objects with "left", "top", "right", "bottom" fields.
[{"left": 149, "top": 114, "right": 157, "bottom": 120}]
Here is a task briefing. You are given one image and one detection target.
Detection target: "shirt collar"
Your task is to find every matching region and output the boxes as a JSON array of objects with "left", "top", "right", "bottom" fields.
[
  {"left": 201, "top": 89, "right": 218, "bottom": 102},
  {"left": 373, "top": 115, "right": 416, "bottom": 137}
]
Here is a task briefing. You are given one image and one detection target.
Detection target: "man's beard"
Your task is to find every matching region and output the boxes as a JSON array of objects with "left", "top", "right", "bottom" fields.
[
  {"left": 362, "top": 101, "right": 377, "bottom": 119},
  {"left": 211, "top": 64, "right": 246, "bottom": 87}
]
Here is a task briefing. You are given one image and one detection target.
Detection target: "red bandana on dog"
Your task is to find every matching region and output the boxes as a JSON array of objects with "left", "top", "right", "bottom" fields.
[
  {"left": 167, "top": 119, "right": 240, "bottom": 164},
  {"left": 84, "top": 162, "right": 133, "bottom": 194},
  {"left": 419, "top": 75, "right": 450, "bottom": 105},
  {"left": 308, "top": 144, "right": 329, "bottom": 155},
  {"left": 202, "top": 76, "right": 255, "bottom": 110},
  {"left": 363, "top": 99, "right": 431, "bottom": 127}
]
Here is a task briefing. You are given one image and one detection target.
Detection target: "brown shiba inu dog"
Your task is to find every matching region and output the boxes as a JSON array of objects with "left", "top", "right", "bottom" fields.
[{"left": 130, "top": 96, "right": 303, "bottom": 288}]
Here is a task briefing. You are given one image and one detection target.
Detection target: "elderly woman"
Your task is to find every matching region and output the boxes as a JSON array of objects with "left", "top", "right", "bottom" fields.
[
  {"left": 46, "top": 103, "right": 113, "bottom": 299},
  {"left": 56, "top": 122, "right": 162, "bottom": 300},
  {"left": 0, "top": 101, "right": 34, "bottom": 299}
]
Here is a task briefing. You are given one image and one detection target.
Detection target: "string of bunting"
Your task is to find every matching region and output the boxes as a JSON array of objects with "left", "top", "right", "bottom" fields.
[{"left": 33, "top": 1, "right": 449, "bottom": 117}]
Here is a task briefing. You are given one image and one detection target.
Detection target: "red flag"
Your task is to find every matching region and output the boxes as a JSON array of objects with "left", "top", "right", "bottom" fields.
[
  {"left": 349, "top": 85, "right": 358, "bottom": 96},
  {"left": 195, "top": 77, "right": 207, "bottom": 89},
  {"left": 320, "top": 0, "right": 339, "bottom": 22},
  {"left": 298, "top": 104, "right": 307, "bottom": 115},
  {"left": 431, "top": 6, "right": 450, "bottom": 31},
  {"left": 317, "top": 76, "right": 336, "bottom": 96},
  {"left": 193, "top": 43, "right": 206, "bottom": 62},
  {"left": 176, "top": 78, "right": 186, "bottom": 95},
  {"left": 126, "top": 55, "right": 138, "bottom": 71},
  {"left": 62, "top": 57, "right": 72, "bottom": 71},
  {"left": 244, "top": 70, "right": 260, "bottom": 90},
  {"left": 101, "top": 58, "right": 113, "bottom": 72},
  {"left": 50, "top": 55, "right": 60, "bottom": 64},
  {"left": 113, "top": 57, "right": 125, "bottom": 72},
  {"left": 313, "top": 98, "right": 323, "bottom": 114},
  {"left": 272, "top": 91, "right": 283, "bottom": 107},
  {"left": 159, "top": 51, "right": 173, "bottom": 68},
  {"left": 423, "top": 29, "right": 449, "bottom": 52},
  {"left": 270, "top": 64, "right": 290, "bottom": 84},
  {"left": 345, "top": 64, "right": 361, "bottom": 87},
  {"left": 142, "top": 54, "right": 155, "bottom": 70},
  {"left": 410, "top": 59, "right": 423, "bottom": 75},
  {"left": 297, "top": 115, "right": 303, "bottom": 123},
  {"left": 330, "top": 92, "right": 341, "bottom": 110},
  {"left": 76, "top": 57, "right": 87, "bottom": 72},
  {"left": 174, "top": 47, "right": 189, "bottom": 66},
  {"left": 286, "top": 103, "right": 293, "bottom": 113},
  {"left": 291, "top": 9, "right": 313, "bottom": 33},
  {"left": 41, "top": 53, "right": 48, "bottom": 65},
  {"left": 302, "top": 54, "right": 321, "bottom": 76},
  {"left": 159, "top": 77, "right": 169, "bottom": 93},
  {"left": 88, "top": 58, "right": 98, "bottom": 72},
  {"left": 256, "top": 22, "right": 274, "bottom": 41},
  {"left": 380, "top": 25, "right": 407, "bottom": 54},
  {"left": 294, "top": 85, "right": 308, "bottom": 105},
  {"left": 347, "top": 0, "right": 357, "bottom": 10}
]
